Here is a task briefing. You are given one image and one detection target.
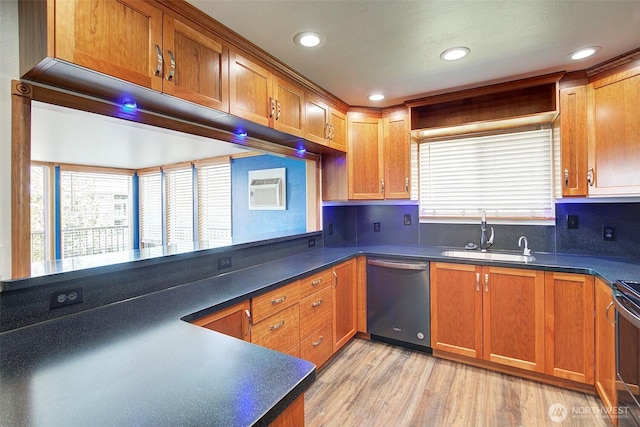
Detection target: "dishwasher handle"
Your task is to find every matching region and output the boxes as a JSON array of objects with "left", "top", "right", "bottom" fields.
[{"left": 367, "top": 259, "right": 428, "bottom": 271}]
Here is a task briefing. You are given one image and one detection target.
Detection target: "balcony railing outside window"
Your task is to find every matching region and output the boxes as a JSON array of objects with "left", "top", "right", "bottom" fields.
[{"left": 62, "top": 226, "right": 130, "bottom": 258}]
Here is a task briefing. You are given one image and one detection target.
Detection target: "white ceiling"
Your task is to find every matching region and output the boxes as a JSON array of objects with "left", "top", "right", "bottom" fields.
[
  {"left": 188, "top": 0, "right": 640, "bottom": 107},
  {"left": 31, "top": 102, "right": 249, "bottom": 169}
]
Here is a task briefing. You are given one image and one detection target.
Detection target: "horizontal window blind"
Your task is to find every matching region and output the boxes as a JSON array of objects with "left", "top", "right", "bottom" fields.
[
  {"left": 198, "top": 161, "right": 232, "bottom": 246},
  {"left": 419, "top": 128, "right": 553, "bottom": 219},
  {"left": 139, "top": 172, "right": 162, "bottom": 248},
  {"left": 166, "top": 167, "right": 194, "bottom": 245},
  {"left": 30, "top": 164, "right": 50, "bottom": 262}
]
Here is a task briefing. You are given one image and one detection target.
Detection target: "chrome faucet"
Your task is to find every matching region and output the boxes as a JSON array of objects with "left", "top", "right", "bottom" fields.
[
  {"left": 518, "top": 235, "right": 531, "bottom": 256},
  {"left": 480, "top": 210, "right": 494, "bottom": 251}
]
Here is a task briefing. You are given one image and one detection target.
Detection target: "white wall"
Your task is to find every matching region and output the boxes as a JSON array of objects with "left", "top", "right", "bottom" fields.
[{"left": 0, "top": 0, "right": 19, "bottom": 279}]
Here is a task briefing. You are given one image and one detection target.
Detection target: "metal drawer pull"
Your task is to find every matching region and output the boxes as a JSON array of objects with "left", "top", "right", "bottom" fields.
[
  {"left": 312, "top": 336, "right": 324, "bottom": 346},
  {"left": 154, "top": 44, "right": 163, "bottom": 76},
  {"left": 311, "top": 279, "right": 323, "bottom": 286},
  {"left": 167, "top": 50, "right": 175, "bottom": 81},
  {"left": 271, "top": 296, "right": 286, "bottom": 305},
  {"left": 270, "top": 320, "right": 285, "bottom": 331},
  {"left": 476, "top": 272, "right": 480, "bottom": 292},
  {"left": 605, "top": 301, "right": 615, "bottom": 326},
  {"left": 312, "top": 298, "right": 323, "bottom": 308},
  {"left": 245, "top": 309, "right": 252, "bottom": 337}
]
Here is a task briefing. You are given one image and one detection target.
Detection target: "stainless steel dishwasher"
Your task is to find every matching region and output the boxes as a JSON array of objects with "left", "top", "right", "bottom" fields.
[{"left": 367, "top": 258, "right": 430, "bottom": 351}]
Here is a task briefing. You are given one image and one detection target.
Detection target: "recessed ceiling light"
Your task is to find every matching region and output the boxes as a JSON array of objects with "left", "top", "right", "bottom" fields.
[
  {"left": 294, "top": 32, "right": 323, "bottom": 48},
  {"left": 368, "top": 94, "right": 385, "bottom": 101},
  {"left": 440, "top": 47, "right": 470, "bottom": 61},
  {"left": 568, "top": 46, "right": 601, "bottom": 61}
]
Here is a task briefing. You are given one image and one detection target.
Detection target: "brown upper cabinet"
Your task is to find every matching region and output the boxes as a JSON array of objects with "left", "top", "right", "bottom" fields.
[
  {"left": 21, "top": 0, "right": 229, "bottom": 112},
  {"left": 560, "top": 85, "right": 588, "bottom": 197},
  {"left": 305, "top": 93, "right": 347, "bottom": 151},
  {"left": 229, "top": 50, "right": 305, "bottom": 138}
]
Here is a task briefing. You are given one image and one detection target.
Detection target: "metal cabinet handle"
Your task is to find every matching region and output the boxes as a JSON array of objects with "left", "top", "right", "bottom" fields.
[
  {"left": 166, "top": 50, "right": 175, "bottom": 81},
  {"left": 484, "top": 273, "right": 489, "bottom": 293},
  {"left": 269, "top": 98, "right": 275, "bottom": 118},
  {"left": 270, "top": 320, "right": 285, "bottom": 331},
  {"left": 405, "top": 177, "right": 409, "bottom": 192},
  {"left": 154, "top": 44, "right": 163, "bottom": 77},
  {"left": 329, "top": 124, "right": 335, "bottom": 140},
  {"left": 564, "top": 168, "right": 569, "bottom": 187},
  {"left": 605, "top": 301, "right": 615, "bottom": 327},
  {"left": 275, "top": 100, "right": 281, "bottom": 120},
  {"left": 271, "top": 295, "right": 286, "bottom": 305},
  {"left": 476, "top": 272, "right": 480, "bottom": 292},
  {"left": 333, "top": 271, "right": 338, "bottom": 286},
  {"left": 587, "top": 168, "right": 594, "bottom": 186},
  {"left": 311, "top": 278, "right": 323, "bottom": 286},
  {"left": 312, "top": 336, "right": 324, "bottom": 346},
  {"left": 244, "top": 309, "right": 252, "bottom": 337},
  {"left": 381, "top": 179, "right": 385, "bottom": 193},
  {"left": 325, "top": 123, "right": 331, "bottom": 139},
  {"left": 311, "top": 298, "right": 324, "bottom": 308}
]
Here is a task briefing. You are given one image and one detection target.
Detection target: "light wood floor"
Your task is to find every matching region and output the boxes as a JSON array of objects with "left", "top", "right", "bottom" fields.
[{"left": 305, "top": 339, "right": 613, "bottom": 427}]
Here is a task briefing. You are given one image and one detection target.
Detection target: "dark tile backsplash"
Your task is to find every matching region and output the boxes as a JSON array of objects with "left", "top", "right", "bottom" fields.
[{"left": 323, "top": 201, "right": 640, "bottom": 258}]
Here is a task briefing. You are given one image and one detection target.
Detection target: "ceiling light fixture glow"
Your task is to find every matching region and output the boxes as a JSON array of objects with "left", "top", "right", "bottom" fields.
[
  {"left": 294, "top": 32, "right": 322, "bottom": 48},
  {"left": 568, "top": 46, "right": 601, "bottom": 61},
  {"left": 440, "top": 46, "right": 470, "bottom": 61},
  {"left": 368, "top": 94, "right": 385, "bottom": 101}
]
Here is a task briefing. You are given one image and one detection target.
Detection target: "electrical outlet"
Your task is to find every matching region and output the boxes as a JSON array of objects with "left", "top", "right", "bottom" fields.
[
  {"left": 404, "top": 214, "right": 411, "bottom": 226},
  {"left": 50, "top": 287, "right": 84, "bottom": 309},
  {"left": 602, "top": 226, "right": 616, "bottom": 241},
  {"left": 308, "top": 238, "right": 316, "bottom": 248},
  {"left": 373, "top": 222, "right": 381, "bottom": 232},
  {"left": 567, "top": 214, "right": 579, "bottom": 229},
  {"left": 218, "top": 256, "right": 232, "bottom": 269},
  {"left": 328, "top": 224, "right": 334, "bottom": 235}
]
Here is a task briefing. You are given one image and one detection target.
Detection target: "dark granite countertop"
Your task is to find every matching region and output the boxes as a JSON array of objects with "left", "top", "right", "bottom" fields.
[{"left": 2, "top": 244, "right": 639, "bottom": 426}]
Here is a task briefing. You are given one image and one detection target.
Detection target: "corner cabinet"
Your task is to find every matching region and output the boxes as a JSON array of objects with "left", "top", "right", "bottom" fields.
[
  {"left": 306, "top": 93, "right": 347, "bottom": 151},
  {"left": 586, "top": 67, "right": 640, "bottom": 196},
  {"left": 595, "top": 278, "right": 618, "bottom": 425},
  {"left": 430, "top": 262, "right": 545, "bottom": 372},
  {"left": 229, "top": 50, "right": 305, "bottom": 137},
  {"left": 191, "top": 301, "right": 251, "bottom": 342},
  {"left": 332, "top": 259, "right": 357, "bottom": 352},
  {"left": 544, "top": 272, "right": 594, "bottom": 384},
  {"left": 560, "top": 85, "right": 588, "bottom": 197}
]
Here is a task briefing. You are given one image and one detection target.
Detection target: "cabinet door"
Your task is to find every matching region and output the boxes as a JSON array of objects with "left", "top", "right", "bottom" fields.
[
  {"left": 273, "top": 76, "right": 305, "bottom": 137},
  {"left": 229, "top": 50, "right": 273, "bottom": 126},
  {"left": 595, "top": 278, "right": 618, "bottom": 423},
  {"left": 192, "top": 301, "right": 251, "bottom": 342},
  {"left": 430, "top": 262, "right": 483, "bottom": 358},
  {"left": 162, "top": 15, "right": 229, "bottom": 112},
  {"left": 329, "top": 109, "right": 347, "bottom": 152},
  {"left": 588, "top": 69, "right": 640, "bottom": 195},
  {"left": 305, "top": 94, "right": 330, "bottom": 145},
  {"left": 483, "top": 267, "right": 545, "bottom": 372},
  {"left": 55, "top": 0, "right": 163, "bottom": 91},
  {"left": 332, "top": 259, "right": 357, "bottom": 352},
  {"left": 348, "top": 115, "right": 384, "bottom": 199},
  {"left": 544, "top": 272, "right": 594, "bottom": 383},
  {"left": 560, "top": 86, "right": 588, "bottom": 197},
  {"left": 383, "top": 114, "right": 411, "bottom": 199}
]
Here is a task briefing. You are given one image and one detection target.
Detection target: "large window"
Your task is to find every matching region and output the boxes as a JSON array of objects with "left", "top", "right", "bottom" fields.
[
  {"left": 139, "top": 171, "right": 162, "bottom": 248},
  {"left": 418, "top": 128, "right": 554, "bottom": 220},
  {"left": 197, "top": 159, "right": 232, "bottom": 246},
  {"left": 60, "top": 168, "right": 133, "bottom": 257},
  {"left": 30, "top": 164, "right": 51, "bottom": 262},
  {"left": 165, "top": 166, "right": 195, "bottom": 245}
]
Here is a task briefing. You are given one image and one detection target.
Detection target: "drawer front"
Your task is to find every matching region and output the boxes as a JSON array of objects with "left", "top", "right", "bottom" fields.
[
  {"left": 300, "top": 323, "right": 333, "bottom": 368},
  {"left": 252, "top": 280, "right": 301, "bottom": 323},
  {"left": 299, "top": 269, "right": 333, "bottom": 299},
  {"left": 251, "top": 304, "right": 300, "bottom": 353},
  {"left": 299, "top": 286, "right": 333, "bottom": 340}
]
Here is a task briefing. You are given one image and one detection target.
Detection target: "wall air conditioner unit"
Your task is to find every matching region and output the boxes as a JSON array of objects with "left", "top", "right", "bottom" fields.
[{"left": 249, "top": 168, "right": 286, "bottom": 210}]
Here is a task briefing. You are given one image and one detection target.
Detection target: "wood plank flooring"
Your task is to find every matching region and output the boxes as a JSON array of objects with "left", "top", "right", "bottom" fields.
[{"left": 305, "top": 339, "right": 613, "bottom": 427}]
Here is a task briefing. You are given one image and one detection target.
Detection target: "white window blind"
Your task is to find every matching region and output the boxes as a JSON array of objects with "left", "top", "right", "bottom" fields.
[
  {"left": 139, "top": 171, "right": 162, "bottom": 248},
  {"left": 60, "top": 169, "right": 132, "bottom": 257},
  {"left": 197, "top": 160, "right": 232, "bottom": 246},
  {"left": 165, "top": 167, "right": 194, "bottom": 245},
  {"left": 30, "top": 164, "right": 50, "bottom": 262},
  {"left": 419, "top": 128, "right": 553, "bottom": 219}
]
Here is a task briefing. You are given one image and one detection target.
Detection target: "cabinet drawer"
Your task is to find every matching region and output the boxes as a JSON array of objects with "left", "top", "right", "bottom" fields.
[
  {"left": 252, "top": 280, "right": 301, "bottom": 323},
  {"left": 299, "top": 286, "right": 333, "bottom": 340},
  {"left": 300, "top": 323, "right": 333, "bottom": 368},
  {"left": 251, "top": 304, "right": 300, "bottom": 353},
  {"left": 299, "top": 269, "right": 333, "bottom": 299}
]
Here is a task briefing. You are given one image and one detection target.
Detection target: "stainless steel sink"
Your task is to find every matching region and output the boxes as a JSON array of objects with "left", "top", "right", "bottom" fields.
[{"left": 440, "top": 250, "right": 536, "bottom": 263}]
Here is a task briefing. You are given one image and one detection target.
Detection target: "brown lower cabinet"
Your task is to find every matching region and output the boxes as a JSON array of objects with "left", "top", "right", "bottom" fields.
[
  {"left": 191, "top": 300, "right": 251, "bottom": 342},
  {"left": 595, "top": 278, "right": 618, "bottom": 426}
]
